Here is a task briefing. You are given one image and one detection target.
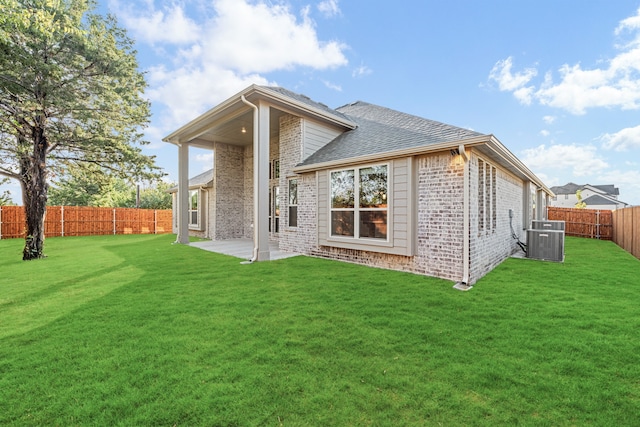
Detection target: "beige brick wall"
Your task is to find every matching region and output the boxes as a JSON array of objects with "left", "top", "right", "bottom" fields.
[
  {"left": 413, "top": 153, "right": 465, "bottom": 282},
  {"left": 468, "top": 153, "right": 525, "bottom": 284},
  {"left": 212, "top": 142, "right": 245, "bottom": 239}
]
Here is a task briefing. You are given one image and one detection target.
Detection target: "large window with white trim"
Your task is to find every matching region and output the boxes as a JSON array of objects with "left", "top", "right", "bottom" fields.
[{"left": 331, "top": 164, "right": 388, "bottom": 240}]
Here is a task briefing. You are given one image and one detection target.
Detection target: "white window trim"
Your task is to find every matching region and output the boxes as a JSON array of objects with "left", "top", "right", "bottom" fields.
[
  {"left": 328, "top": 162, "right": 391, "bottom": 246},
  {"left": 188, "top": 188, "right": 204, "bottom": 231}
]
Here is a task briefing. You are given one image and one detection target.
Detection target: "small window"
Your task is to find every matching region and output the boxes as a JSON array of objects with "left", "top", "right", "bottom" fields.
[
  {"left": 189, "top": 189, "right": 199, "bottom": 228},
  {"left": 330, "top": 164, "right": 387, "bottom": 240},
  {"left": 478, "top": 160, "right": 497, "bottom": 233},
  {"left": 289, "top": 179, "right": 298, "bottom": 227}
]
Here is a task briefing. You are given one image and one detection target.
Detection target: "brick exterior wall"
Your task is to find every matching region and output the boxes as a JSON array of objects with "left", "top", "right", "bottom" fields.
[
  {"left": 413, "top": 153, "right": 465, "bottom": 282},
  {"left": 468, "top": 153, "right": 525, "bottom": 284},
  {"left": 212, "top": 142, "right": 245, "bottom": 239},
  {"left": 243, "top": 145, "right": 253, "bottom": 239},
  {"left": 278, "top": 115, "right": 311, "bottom": 253}
]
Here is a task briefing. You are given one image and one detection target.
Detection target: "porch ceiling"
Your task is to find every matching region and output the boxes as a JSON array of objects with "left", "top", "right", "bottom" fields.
[{"left": 186, "top": 109, "right": 286, "bottom": 150}]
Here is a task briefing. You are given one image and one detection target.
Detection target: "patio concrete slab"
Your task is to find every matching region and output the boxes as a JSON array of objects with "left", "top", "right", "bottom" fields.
[{"left": 188, "top": 238, "right": 300, "bottom": 261}]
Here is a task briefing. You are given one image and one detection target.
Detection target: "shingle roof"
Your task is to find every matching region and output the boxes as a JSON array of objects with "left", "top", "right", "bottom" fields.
[
  {"left": 582, "top": 194, "right": 620, "bottom": 206},
  {"left": 550, "top": 182, "right": 619, "bottom": 196},
  {"left": 299, "top": 101, "right": 484, "bottom": 166},
  {"left": 259, "top": 86, "right": 353, "bottom": 124},
  {"left": 168, "top": 168, "right": 213, "bottom": 193},
  {"left": 591, "top": 184, "right": 619, "bottom": 196},
  {"left": 550, "top": 182, "right": 582, "bottom": 195}
]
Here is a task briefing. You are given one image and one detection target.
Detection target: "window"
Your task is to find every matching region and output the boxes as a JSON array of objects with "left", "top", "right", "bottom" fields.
[
  {"left": 189, "top": 189, "right": 199, "bottom": 228},
  {"left": 331, "top": 164, "right": 388, "bottom": 240},
  {"left": 289, "top": 179, "right": 298, "bottom": 227},
  {"left": 478, "top": 159, "right": 496, "bottom": 233}
]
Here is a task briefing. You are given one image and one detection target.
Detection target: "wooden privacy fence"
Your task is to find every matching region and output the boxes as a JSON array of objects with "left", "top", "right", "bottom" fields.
[
  {"left": 612, "top": 206, "right": 640, "bottom": 260},
  {"left": 547, "top": 207, "right": 613, "bottom": 240},
  {"left": 0, "top": 206, "right": 172, "bottom": 239}
]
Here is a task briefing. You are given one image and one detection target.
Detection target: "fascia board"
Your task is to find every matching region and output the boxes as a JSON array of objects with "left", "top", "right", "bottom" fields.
[
  {"left": 293, "top": 134, "right": 492, "bottom": 174},
  {"left": 163, "top": 85, "right": 356, "bottom": 145},
  {"left": 485, "top": 135, "right": 554, "bottom": 196}
]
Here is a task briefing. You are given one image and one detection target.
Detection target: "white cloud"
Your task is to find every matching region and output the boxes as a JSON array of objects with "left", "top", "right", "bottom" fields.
[
  {"left": 601, "top": 124, "right": 640, "bottom": 151},
  {"left": 322, "top": 80, "right": 342, "bottom": 91},
  {"left": 109, "top": 1, "right": 201, "bottom": 45},
  {"left": 352, "top": 64, "right": 373, "bottom": 78},
  {"left": 487, "top": 57, "right": 537, "bottom": 105},
  {"left": 318, "top": 0, "right": 341, "bottom": 17},
  {"left": 543, "top": 115, "right": 556, "bottom": 124},
  {"left": 597, "top": 169, "right": 640, "bottom": 204},
  {"left": 488, "top": 8, "right": 640, "bottom": 114},
  {"left": 114, "top": 0, "right": 349, "bottom": 135},
  {"left": 203, "top": 0, "right": 348, "bottom": 74},
  {"left": 615, "top": 7, "right": 640, "bottom": 37},
  {"left": 540, "top": 130, "right": 550, "bottom": 137},
  {"left": 521, "top": 143, "right": 608, "bottom": 177}
]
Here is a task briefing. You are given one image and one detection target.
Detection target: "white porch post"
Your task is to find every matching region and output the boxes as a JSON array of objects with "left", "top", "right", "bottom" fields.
[
  {"left": 255, "top": 101, "right": 270, "bottom": 261},
  {"left": 177, "top": 141, "right": 190, "bottom": 244}
]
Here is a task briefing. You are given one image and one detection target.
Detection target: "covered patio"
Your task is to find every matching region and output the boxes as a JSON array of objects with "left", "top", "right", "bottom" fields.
[{"left": 188, "top": 239, "right": 300, "bottom": 261}]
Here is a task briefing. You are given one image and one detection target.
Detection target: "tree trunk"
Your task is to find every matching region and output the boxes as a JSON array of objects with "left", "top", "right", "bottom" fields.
[{"left": 20, "top": 127, "right": 49, "bottom": 260}]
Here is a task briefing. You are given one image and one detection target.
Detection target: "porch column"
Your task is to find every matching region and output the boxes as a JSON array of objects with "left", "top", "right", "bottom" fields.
[
  {"left": 254, "top": 101, "right": 270, "bottom": 260},
  {"left": 177, "top": 141, "right": 190, "bottom": 244}
]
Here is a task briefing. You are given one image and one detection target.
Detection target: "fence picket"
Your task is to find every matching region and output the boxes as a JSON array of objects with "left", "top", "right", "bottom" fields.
[
  {"left": 547, "top": 207, "right": 613, "bottom": 240},
  {"left": 0, "top": 206, "right": 172, "bottom": 239}
]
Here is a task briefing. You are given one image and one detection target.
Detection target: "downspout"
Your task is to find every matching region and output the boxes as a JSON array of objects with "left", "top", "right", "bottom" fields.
[
  {"left": 458, "top": 144, "right": 472, "bottom": 289},
  {"left": 241, "top": 95, "right": 259, "bottom": 262}
]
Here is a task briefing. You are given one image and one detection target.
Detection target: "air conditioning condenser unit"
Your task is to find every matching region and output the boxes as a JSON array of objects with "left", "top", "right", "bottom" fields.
[
  {"left": 527, "top": 229, "right": 565, "bottom": 262},
  {"left": 531, "top": 220, "right": 565, "bottom": 231}
]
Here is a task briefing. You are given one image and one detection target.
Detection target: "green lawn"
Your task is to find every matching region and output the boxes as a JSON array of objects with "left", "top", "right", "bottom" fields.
[{"left": 1, "top": 235, "right": 639, "bottom": 426}]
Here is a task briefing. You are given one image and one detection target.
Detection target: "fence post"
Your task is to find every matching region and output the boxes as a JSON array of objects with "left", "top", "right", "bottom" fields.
[
  {"left": 596, "top": 210, "right": 600, "bottom": 240},
  {"left": 113, "top": 208, "right": 116, "bottom": 235},
  {"left": 61, "top": 205, "right": 64, "bottom": 237},
  {"left": 154, "top": 209, "right": 157, "bottom": 234},
  {"left": 0, "top": 206, "right": 2, "bottom": 240}
]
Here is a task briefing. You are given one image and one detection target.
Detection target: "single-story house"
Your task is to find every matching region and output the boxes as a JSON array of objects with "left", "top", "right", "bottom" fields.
[
  {"left": 164, "top": 85, "right": 553, "bottom": 286},
  {"left": 549, "top": 183, "right": 629, "bottom": 210}
]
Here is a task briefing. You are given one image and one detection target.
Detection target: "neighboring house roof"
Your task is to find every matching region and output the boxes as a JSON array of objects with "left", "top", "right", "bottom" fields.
[
  {"left": 168, "top": 169, "right": 213, "bottom": 193},
  {"left": 590, "top": 184, "right": 619, "bottom": 196},
  {"left": 551, "top": 182, "right": 620, "bottom": 197},
  {"left": 582, "top": 194, "right": 622, "bottom": 206},
  {"left": 550, "top": 182, "right": 582, "bottom": 195},
  {"left": 300, "top": 101, "right": 484, "bottom": 166}
]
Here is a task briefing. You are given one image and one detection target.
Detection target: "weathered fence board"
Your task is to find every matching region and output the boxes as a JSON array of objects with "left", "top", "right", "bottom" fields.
[
  {"left": 547, "top": 207, "right": 613, "bottom": 240},
  {"left": 612, "top": 206, "right": 640, "bottom": 260},
  {"left": 0, "top": 206, "right": 172, "bottom": 239}
]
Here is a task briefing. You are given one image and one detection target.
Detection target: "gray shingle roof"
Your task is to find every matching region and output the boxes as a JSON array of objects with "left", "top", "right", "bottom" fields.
[
  {"left": 550, "top": 182, "right": 619, "bottom": 196},
  {"left": 168, "top": 168, "right": 213, "bottom": 193},
  {"left": 299, "top": 101, "right": 484, "bottom": 166},
  {"left": 259, "top": 86, "right": 353, "bottom": 124},
  {"left": 582, "top": 194, "right": 620, "bottom": 206}
]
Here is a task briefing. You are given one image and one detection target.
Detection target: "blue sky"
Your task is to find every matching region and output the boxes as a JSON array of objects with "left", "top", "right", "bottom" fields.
[{"left": 5, "top": 0, "right": 640, "bottom": 205}]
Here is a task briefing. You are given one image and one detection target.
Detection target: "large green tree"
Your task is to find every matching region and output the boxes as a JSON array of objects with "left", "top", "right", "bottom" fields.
[
  {"left": 0, "top": 0, "right": 158, "bottom": 259},
  {"left": 48, "top": 163, "right": 173, "bottom": 209}
]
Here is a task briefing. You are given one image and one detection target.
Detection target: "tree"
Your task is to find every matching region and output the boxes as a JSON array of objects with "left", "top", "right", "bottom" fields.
[
  {"left": 0, "top": 0, "right": 158, "bottom": 259},
  {"left": 49, "top": 164, "right": 174, "bottom": 209},
  {"left": 0, "top": 177, "right": 15, "bottom": 205},
  {"left": 48, "top": 163, "right": 173, "bottom": 209},
  {"left": 575, "top": 190, "right": 587, "bottom": 209}
]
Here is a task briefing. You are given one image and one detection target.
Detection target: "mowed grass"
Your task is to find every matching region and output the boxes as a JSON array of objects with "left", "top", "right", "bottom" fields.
[{"left": 1, "top": 235, "right": 639, "bottom": 426}]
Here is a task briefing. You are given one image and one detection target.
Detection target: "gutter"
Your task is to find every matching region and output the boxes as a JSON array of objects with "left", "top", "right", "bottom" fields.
[
  {"left": 240, "top": 95, "right": 259, "bottom": 263},
  {"left": 454, "top": 144, "right": 473, "bottom": 291}
]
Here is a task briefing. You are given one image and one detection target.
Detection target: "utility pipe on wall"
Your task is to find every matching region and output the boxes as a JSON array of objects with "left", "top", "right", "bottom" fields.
[{"left": 240, "top": 95, "right": 260, "bottom": 262}]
